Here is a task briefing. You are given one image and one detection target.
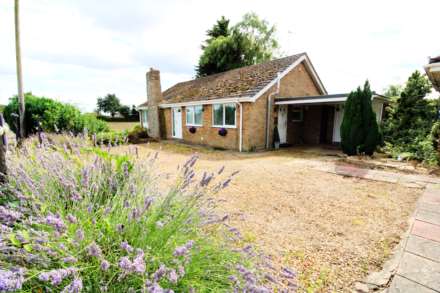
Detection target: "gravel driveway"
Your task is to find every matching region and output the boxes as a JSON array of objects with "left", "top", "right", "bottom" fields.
[{"left": 116, "top": 142, "right": 421, "bottom": 292}]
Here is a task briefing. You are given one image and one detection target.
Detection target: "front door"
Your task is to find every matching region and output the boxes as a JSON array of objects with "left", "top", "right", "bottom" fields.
[
  {"left": 278, "top": 105, "right": 288, "bottom": 144},
  {"left": 172, "top": 107, "right": 183, "bottom": 139}
]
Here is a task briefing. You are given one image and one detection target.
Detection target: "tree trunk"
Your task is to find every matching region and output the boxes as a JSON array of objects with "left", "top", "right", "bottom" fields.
[{"left": 15, "top": 0, "right": 25, "bottom": 139}]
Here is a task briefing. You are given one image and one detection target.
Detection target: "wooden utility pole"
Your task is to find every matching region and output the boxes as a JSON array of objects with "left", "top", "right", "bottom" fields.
[{"left": 15, "top": 0, "right": 25, "bottom": 139}]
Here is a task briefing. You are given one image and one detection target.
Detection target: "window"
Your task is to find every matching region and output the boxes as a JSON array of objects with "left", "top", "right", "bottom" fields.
[
  {"left": 142, "top": 110, "right": 148, "bottom": 128},
  {"left": 291, "top": 107, "right": 303, "bottom": 122},
  {"left": 212, "top": 103, "right": 236, "bottom": 127},
  {"left": 186, "top": 105, "right": 203, "bottom": 126}
]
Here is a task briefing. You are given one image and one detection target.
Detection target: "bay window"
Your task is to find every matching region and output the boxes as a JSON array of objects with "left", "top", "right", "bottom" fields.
[
  {"left": 186, "top": 105, "right": 203, "bottom": 126},
  {"left": 212, "top": 103, "right": 236, "bottom": 127}
]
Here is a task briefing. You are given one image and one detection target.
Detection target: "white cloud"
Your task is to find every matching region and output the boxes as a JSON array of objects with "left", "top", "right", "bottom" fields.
[{"left": 0, "top": 0, "right": 439, "bottom": 112}]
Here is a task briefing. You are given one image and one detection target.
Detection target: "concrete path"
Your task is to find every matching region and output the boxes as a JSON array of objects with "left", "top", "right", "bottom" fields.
[
  {"left": 315, "top": 162, "right": 440, "bottom": 292},
  {"left": 386, "top": 184, "right": 440, "bottom": 293}
]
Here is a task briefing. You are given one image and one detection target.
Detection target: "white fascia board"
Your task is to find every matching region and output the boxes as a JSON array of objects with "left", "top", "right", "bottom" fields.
[
  {"left": 275, "top": 97, "right": 346, "bottom": 105},
  {"left": 425, "top": 63, "right": 440, "bottom": 72},
  {"left": 250, "top": 54, "right": 327, "bottom": 102},
  {"left": 159, "top": 96, "right": 253, "bottom": 108},
  {"left": 137, "top": 106, "right": 148, "bottom": 110}
]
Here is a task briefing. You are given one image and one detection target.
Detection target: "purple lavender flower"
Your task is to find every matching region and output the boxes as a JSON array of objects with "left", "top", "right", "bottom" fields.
[
  {"left": 87, "top": 242, "right": 102, "bottom": 257},
  {"left": 75, "top": 229, "right": 84, "bottom": 242},
  {"left": 132, "top": 250, "right": 145, "bottom": 274},
  {"left": 120, "top": 241, "right": 133, "bottom": 253},
  {"left": 38, "top": 268, "right": 77, "bottom": 285},
  {"left": 168, "top": 269, "right": 178, "bottom": 284},
  {"left": 61, "top": 277, "right": 83, "bottom": 293},
  {"left": 62, "top": 256, "right": 78, "bottom": 264},
  {"left": 0, "top": 206, "right": 22, "bottom": 225},
  {"left": 153, "top": 264, "right": 167, "bottom": 282},
  {"left": 0, "top": 268, "right": 25, "bottom": 292},
  {"left": 100, "top": 260, "right": 110, "bottom": 271},
  {"left": 45, "top": 213, "right": 66, "bottom": 233},
  {"left": 119, "top": 257, "right": 132, "bottom": 272},
  {"left": 66, "top": 214, "right": 77, "bottom": 224},
  {"left": 146, "top": 282, "right": 165, "bottom": 293},
  {"left": 173, "top": 240, "right": 195, "bottom": 257},
  {"left": 70, "top": 192, "right": 82, "bottom": 201}
]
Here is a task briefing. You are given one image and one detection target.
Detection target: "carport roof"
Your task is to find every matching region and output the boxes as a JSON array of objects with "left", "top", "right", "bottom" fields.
[{"left": 275, "top": 93, "right": 387, "bottom": 105}]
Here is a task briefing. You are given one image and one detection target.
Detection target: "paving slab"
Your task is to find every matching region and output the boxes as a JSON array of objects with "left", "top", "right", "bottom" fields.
[
  {"left": 412, "top": 220, "right": 440, "bottom": 243},
  {"left": 388, "top": 275, "right": 437, "bottom": 293},
  {"left": 420, "top": 190, "right": 440, "bottom": 204},
  {"left": 418, "top": 202, "right": 440, "bottom": 214},
  {"left": 416, "top": 209, "right": 440, "bottom": 226},
  {"left": 397, "top": 252, "right": 440, "bottom": 291},
  {"left": 406, "top": 235, "right": 440, "bottom": 263}
]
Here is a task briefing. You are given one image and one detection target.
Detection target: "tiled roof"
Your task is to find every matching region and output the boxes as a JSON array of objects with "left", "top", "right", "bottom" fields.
[
  {"left": 161, "top": 53, "right": 306, "bottom": 104},
  {"left": 430, "top": 56, "right": 440, "bottom": 64}
]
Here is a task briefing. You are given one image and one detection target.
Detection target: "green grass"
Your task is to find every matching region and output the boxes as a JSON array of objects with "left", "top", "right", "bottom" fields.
[{"left": 108, "top": 121, "right": 138, "bottom": 132}]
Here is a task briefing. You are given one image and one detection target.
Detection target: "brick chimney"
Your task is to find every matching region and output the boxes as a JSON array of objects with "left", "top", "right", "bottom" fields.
[{"left": 146, "top": 68, "right": 162, "bottom": 139}]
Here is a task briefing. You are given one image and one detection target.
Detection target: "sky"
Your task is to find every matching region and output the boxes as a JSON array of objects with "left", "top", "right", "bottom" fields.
[{"left": 0, "top": 0, "right": 439, "bottom": 112}]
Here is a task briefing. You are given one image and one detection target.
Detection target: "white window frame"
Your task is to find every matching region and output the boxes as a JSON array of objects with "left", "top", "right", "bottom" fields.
[
  {"left": 142, "top": 110, "right": 148, "bottom": 128},
  {"left": 291, "top": 107, "right": 303, "bottom": 122},
  {"left": 185, "top": 105, "right": 203, "bottom": 127},
  {"left": 212, "top": 103, "right": 236, "bottom": 128}
]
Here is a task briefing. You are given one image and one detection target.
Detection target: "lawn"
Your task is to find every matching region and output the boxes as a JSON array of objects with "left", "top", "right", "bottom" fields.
[
  {"left": 107, "top": 121, "right": 138, "bottom": 131},
  {"left": 114, "top": 142, "right": 421, "bottom": 292}
]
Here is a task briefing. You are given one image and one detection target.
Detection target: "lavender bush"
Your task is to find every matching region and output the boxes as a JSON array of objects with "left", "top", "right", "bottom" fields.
[{"left": 0, "top": 134, "right": 296, "bottom": 292}]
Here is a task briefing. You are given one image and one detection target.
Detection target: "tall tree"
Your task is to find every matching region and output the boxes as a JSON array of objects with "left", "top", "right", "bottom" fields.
[
  {"left": 341, "top": 81, "right": 380, "bottom": 156},
  {"left": 196, "top": 13, "right": 279, "bottom": 77},
  {"left": 383, "top": 71, "right": 433, "bottom": 146},
  {"left": 96, "top": 94, "right": 121, "bottom": 117},
  {"left": 14, "top": 0, "right": 25, "bottom": 139}
]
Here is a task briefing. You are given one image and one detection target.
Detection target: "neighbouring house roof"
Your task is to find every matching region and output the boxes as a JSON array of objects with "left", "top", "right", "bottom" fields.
[
  {"left": 159, "top": 53, "right": 326, "bottom": 106},
  {"left": 430, "top": 56, "right": 440, "bottom": 64},
  {"left": 138, "top": 101, "right": 148, "bottom": 108},
  {"left": 425, "top": 56, "right": 440, "bottom": 92},
  {"left": 275, "top": 93, "right": 388, "bottom": 105}
]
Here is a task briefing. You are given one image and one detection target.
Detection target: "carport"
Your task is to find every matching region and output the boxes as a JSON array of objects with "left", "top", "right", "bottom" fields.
[{"left": 274, "top": 94, "right": 386, "bottom": 146}]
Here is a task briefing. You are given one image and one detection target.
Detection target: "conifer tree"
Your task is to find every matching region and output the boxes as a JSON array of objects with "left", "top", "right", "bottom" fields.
[{"left": 341, "top": 81, "right": 380, "bottom": 155}]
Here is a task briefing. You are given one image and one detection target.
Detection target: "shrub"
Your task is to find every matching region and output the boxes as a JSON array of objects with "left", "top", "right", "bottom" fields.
[
  {"left": 95, "top": 130, "right": 128, "bottom": 145},
  {"left": 341, "top": 81, "right": 381, "bottom": 156},
  {"left": 0, "top": 136, "right": 293, "bottom": 291},
  {"left": 127, "top": 126, "right": 149, "bottom": 144},
  {"left": 3, "top": 93, "right": 109, "bottom": 135}
]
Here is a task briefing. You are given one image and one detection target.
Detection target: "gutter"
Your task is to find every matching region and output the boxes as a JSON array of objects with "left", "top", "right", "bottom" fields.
[{"left": 266, "top": 73, "right": 281, "bottom": 149}]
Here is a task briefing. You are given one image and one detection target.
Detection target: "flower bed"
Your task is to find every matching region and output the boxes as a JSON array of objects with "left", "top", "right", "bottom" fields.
[{"left": 0, "top": 134, "right": 295, "bottom": 292}]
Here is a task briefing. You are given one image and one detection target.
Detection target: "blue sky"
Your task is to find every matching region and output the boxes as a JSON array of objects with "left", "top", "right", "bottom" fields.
[{"left": 0, "top": 0, "right": 439, "bottom": 112}]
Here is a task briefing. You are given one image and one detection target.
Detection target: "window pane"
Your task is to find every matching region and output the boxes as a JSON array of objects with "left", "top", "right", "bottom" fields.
[
  {"left": 224, "top": 104, "right": 236, "bottom": 126},
  {"left": 194, "top": 106, "right": 203, "bottom": 125},
  {"left": 213, "top": 104, "right": 223, "bottom": 126},
  {"left": 186, "top": 107, "right": 194, "bottom": 124}
]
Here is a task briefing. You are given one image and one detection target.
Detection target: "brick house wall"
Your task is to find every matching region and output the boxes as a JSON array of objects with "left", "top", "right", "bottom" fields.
[
  {"left": 158, "top": 61, "right": 322, "bottom": 151},
  {"left": 160, "top": 105, "right": 240, "bottom": 150}
]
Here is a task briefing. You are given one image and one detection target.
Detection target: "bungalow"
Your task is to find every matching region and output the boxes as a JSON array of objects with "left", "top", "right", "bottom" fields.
[
  {"left": 138, "top": 53, "right": 386, "bottom": 151},
  {"left": 425, "top": 55, "right": 440, "bottom": 92}
]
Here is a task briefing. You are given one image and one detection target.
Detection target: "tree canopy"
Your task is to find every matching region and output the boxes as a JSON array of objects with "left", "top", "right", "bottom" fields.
[
  {"left": 196, "top": 13, "right": 279, "bottom": 77},
  {"left": 97, "top": 94, "right": 121, "bottom": 117}
]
